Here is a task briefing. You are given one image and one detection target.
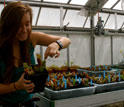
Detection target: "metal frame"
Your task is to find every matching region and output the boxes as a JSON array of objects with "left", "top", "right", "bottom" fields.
[
  {"left": 1, "top": 0, "right": 124, "bottom": 66},
  {"left": 90, "top": 16, "right": 95, "bottom": 66},
  {"left": 0, "top": 0, "right": 124, "bottom": 15}
]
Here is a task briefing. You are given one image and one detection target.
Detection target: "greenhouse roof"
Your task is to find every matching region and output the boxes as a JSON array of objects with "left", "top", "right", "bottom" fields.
[{"left": 0, "top": 0, "right": 124, "bottom": 30}]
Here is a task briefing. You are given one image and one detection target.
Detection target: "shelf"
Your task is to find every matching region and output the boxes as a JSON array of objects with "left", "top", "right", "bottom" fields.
[{"left": 34, "top": 89, "right": 124, "bottom": 107}]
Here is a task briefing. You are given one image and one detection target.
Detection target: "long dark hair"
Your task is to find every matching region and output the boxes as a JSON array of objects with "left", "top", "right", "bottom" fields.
[{"left": 0, "top": 1, "right": 33, "bottom": 83}]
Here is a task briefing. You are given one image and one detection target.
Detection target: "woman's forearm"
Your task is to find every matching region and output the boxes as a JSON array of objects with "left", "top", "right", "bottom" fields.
[{"left": 0, "top": 83, "right": 16, "bottom": 94}]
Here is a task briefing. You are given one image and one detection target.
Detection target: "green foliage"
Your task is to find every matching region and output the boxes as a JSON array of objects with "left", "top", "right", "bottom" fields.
[{"left": 23, "top": 63, "right": 29, "bottom": 69}]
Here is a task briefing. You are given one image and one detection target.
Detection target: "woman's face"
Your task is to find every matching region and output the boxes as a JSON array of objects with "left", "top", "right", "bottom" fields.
[{"left": 16, "top": 12, "right": 31, "bottom": 41}]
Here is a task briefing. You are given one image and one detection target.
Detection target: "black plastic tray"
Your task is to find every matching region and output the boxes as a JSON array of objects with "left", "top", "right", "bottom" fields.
[
  {"left": 44, "top": 85, "right": 96, "bottom": 100},
  {"left": 77, "top": 68, "right": 119, "bottom": 76},
  {"left": 94, "top": 81, "right": 124, "bottom": 93}
]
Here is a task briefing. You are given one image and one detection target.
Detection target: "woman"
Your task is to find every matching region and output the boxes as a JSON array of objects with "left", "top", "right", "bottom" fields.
[{"left": 0, "top": 1, "right": 70, "bottom": 107}]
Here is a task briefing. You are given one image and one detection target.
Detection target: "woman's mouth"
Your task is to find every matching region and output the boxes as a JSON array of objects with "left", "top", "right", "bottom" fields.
[{"left": 17, "top": 33, "right": 28, "bottom": 41}]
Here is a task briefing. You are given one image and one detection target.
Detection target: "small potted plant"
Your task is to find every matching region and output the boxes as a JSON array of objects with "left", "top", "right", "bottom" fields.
[
  {"left": 69, "top": 61, "right": 80, "bottom": 72},
  {"left": 24, "top": 54, "right": 48, "bottom": 93}
]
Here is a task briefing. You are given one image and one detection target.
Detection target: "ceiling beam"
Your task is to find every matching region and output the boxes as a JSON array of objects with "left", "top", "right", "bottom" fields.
[
  {"left": 0, "top": 0, "right": 124, "bottom": 15},
  {"left": 101, "top": 8, "right": 124, "bottom": 15}
]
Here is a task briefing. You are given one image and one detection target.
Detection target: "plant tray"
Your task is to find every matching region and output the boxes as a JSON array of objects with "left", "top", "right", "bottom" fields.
[
  {"left": 111, "top": 65, "right": 124, "bottom": 69},
  {"left": 44, "top": 86, "right": 96, "bottom": 100},
  {"left": 77, "top": 68, "right": 118, "bottom": 76},
  {"left": 94, "top": 81, "right": 124, "bottom": 93}
]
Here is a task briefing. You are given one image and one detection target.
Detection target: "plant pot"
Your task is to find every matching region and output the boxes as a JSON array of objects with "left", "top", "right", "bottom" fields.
[{"left": 24, "top": 68, "right": 48, "bottom": 93}]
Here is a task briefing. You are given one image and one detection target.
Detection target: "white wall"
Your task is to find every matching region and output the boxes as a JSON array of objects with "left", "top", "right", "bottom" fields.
[
  {"left": 33, "top": 34, "right": 124, "bottom": 67},
  {"left": 95, "top": 36, "right": 111, "bottom": 65},
  {"left": 113, "top": 36, "right": 124, "bottom": 64}
]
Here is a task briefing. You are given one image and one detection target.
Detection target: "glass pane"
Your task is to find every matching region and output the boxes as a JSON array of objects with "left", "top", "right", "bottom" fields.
[
  {"left": 113, "top": 1, "right": 121, "bottom": 10},
  {"left": 70, "top": 0, "right": 88, "bottom": 5},
  {"left": 117, "top": 15, "right": 124, "bottom": 29},
  {"left": 64, "top": 10, "right": 86, "bottom": 27},
  {"left": 103, "top": 0, "right": 118, "bottom": 8},
  {"left": 37, "top": 7, "right": 60, "bottom": 26},
  {"left": 31, "top": 6, "right": 40, "bottom": 26},
  {"left": 44, "top": 0, "right": 69, "bottom": 3},
  {"left": 104, "top": 14, "right": 115, "bottom": 29}
]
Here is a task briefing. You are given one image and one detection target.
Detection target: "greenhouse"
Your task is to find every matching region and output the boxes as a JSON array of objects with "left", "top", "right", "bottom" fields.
[{"left": 0, "top": 0, "right": 124, "bottom": 107}]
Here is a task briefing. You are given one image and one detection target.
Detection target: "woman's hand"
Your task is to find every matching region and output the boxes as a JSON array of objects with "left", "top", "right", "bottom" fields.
[
  {"left": 44, "top": 42, "right": 60, "bottom": 59},
  {"left": 15, "top": 73, "right": 35, "bottom": 93}
]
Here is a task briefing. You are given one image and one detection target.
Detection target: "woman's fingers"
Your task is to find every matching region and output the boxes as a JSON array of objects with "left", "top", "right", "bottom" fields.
[
  {"left": 26, "top": 89, "right": 34, "bottom": 93},
  {"left": 24, "top": 82, "right": 35, "bottom": 93},
  {"left": 24, "top": 82, "right": 35, "bottom": 88},
  {"left": 44, "top": 42, "right": 61, "bottom": 59},
  {"left": 24, "top": 79, "right": 31, "bottom": 84},
  {"left": 45, "top": 48, "right": 55, "bottom": 59},
  {"left": 55, "top": 51, "right": 60, "bottom": 58},
  {"left": 45, "top": 49, "right": 60, "bottom": 59},
  {"left": 16, "top": 71, "right": 35, "bottom": 93}
]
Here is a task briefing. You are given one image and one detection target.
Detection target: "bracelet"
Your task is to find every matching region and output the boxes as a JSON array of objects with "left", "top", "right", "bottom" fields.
[
  {"left": 14, "top": 82, "right": 17, "bottom": 91},
  {"left": 56, "top": 40, "right": 63, "bottom": 50}
]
